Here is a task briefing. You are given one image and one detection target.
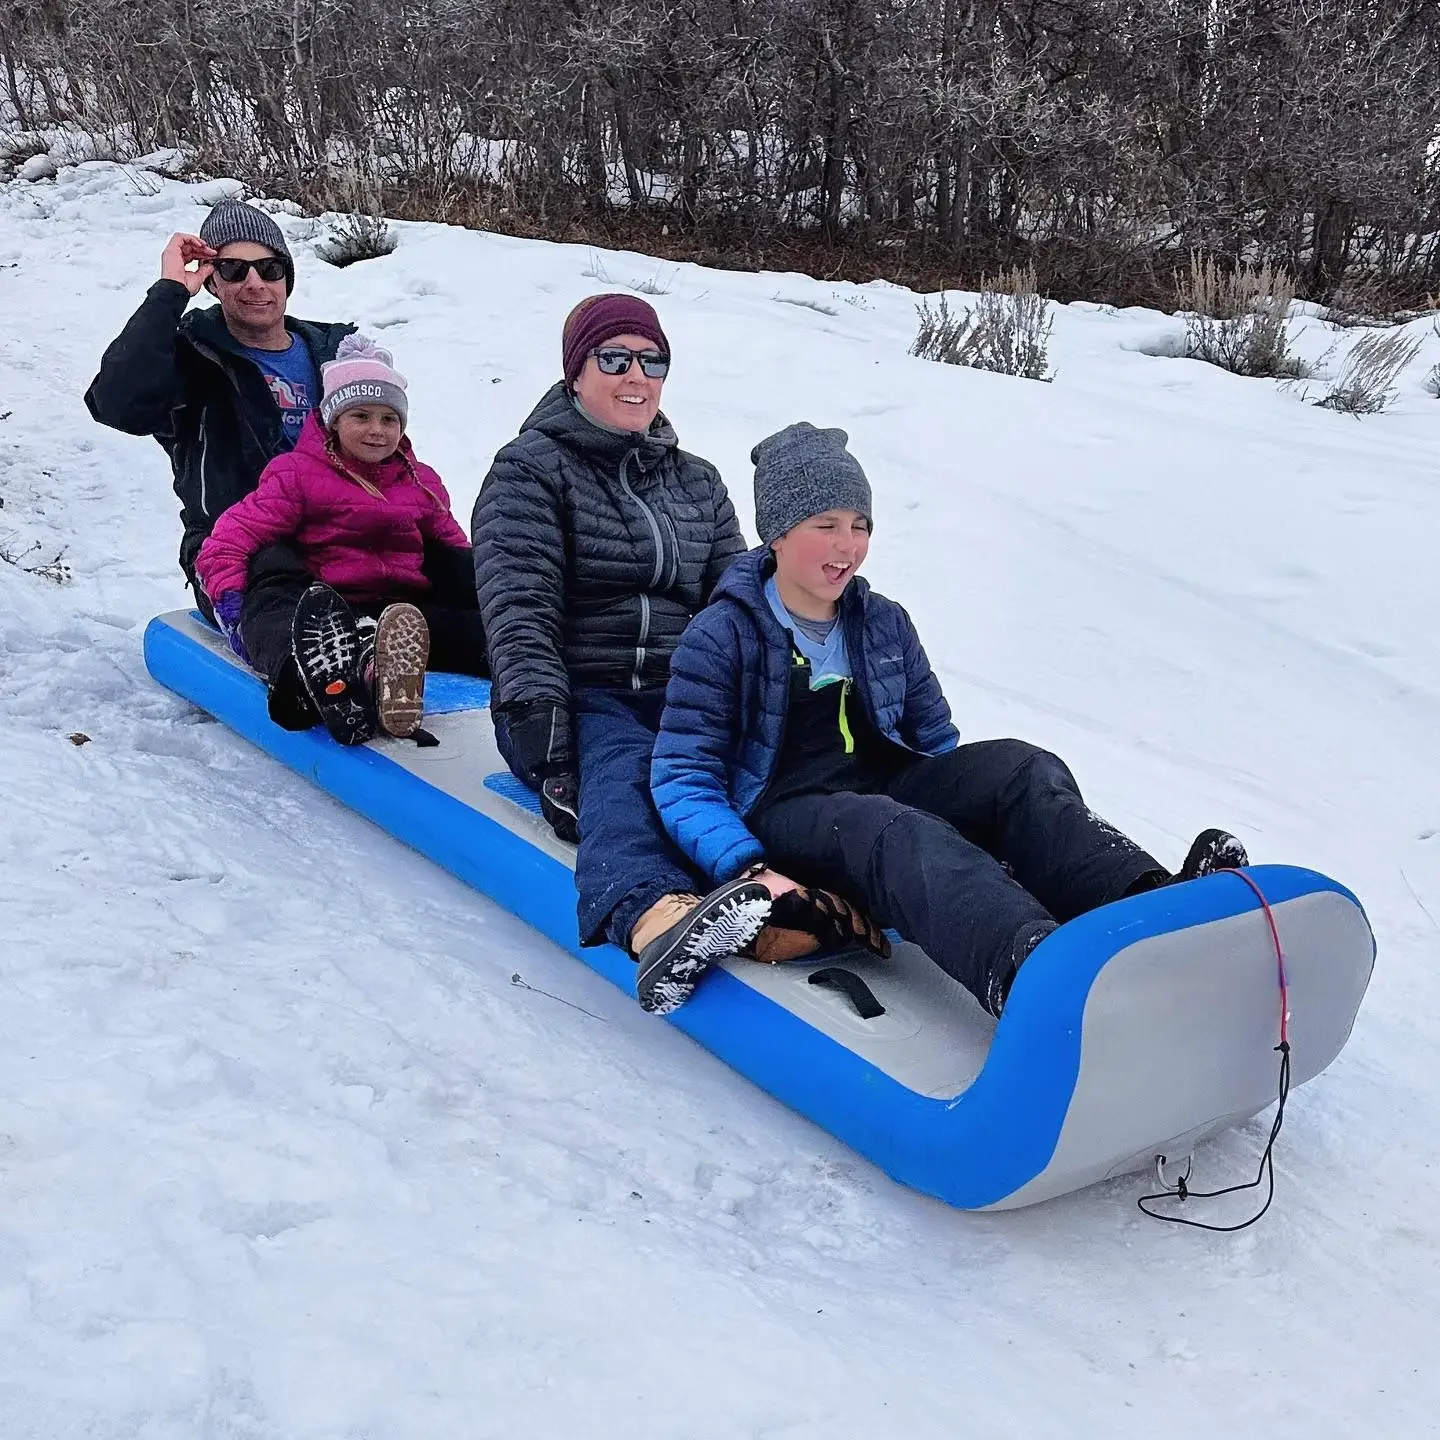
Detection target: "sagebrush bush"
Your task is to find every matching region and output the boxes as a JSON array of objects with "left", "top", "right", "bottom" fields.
[
  {"left": 317, "top": 211, "right": 397, "bottom": 268},
  {"left": 1174, "top": 255, "right": 1303, "bottom": 378},
  {"left": 1316, "top": 330, "right": 1423, "bottom": 414},
  {"left": 911, "top": 266, "right": 1054, "bottom": 381}
]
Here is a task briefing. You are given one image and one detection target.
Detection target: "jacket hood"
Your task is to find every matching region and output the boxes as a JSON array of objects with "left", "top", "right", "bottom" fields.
[
  {"left": 713, "top": 545, "right": 872, "bottom": 630},
  {"left": 518, "top": 380, "right": 679, "bottom": 470}
]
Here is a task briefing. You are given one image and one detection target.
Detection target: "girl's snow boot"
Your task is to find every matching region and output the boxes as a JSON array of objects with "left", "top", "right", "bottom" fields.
[
  {"left": 291, "top": 584, "right": 375, "bottom": 746},
  {"left": 371, "top": 602, "right": 430, "bottom": 739}
]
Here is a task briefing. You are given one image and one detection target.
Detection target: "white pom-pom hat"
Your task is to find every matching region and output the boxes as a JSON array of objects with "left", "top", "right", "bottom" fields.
[{"left": 320, "top": 333, "right": 408, "bottom": 428}]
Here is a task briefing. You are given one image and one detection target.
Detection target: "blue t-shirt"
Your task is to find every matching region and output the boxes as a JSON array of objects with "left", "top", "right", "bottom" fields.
[{"left": 240, "top": 337, "right": 319, "bottom": 449}]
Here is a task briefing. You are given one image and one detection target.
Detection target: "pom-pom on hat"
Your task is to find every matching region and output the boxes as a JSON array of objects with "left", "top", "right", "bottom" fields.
[
  {"left": 199, "top": 200, "right": 294, "bottom": 293},
  {"left": 320, "top": 334, "right": 409, "bottom": 429},
  {"left": 562, "top": 293, "right": 670, "bottom": 387}
]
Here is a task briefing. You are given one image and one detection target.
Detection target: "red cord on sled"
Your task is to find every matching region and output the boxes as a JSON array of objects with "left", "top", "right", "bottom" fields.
[
  {"left": 1224, "top": 867, "right": 1290, "bottom": 1048},
  {"left": 1138, "top": 868, "right": 1292, "bottom": 1232}
]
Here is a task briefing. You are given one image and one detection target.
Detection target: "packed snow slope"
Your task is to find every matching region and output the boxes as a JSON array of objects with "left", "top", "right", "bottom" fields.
[{"left": 2, "top": 163, "right": 1438, "bottom": 1440}]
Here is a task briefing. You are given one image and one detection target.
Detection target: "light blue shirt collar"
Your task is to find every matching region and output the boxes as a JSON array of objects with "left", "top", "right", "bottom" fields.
[{"left": 764, "top": 575, "right": 851, "bottom": 687}]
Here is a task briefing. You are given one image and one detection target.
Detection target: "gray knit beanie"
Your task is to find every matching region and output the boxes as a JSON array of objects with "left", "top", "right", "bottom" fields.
[
  {"left": 751, "top": 422, "right": 873, "bottom": 545},
  {"left": 199, "top": 200, "right": 294, "bottom": 292}
]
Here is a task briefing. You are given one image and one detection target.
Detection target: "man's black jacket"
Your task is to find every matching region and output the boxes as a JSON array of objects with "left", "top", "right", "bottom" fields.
[{"left": 85, "top": 279, "right": 353, "bottom": 590}]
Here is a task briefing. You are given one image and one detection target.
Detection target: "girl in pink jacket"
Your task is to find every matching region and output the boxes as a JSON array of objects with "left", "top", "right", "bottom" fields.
[{"left": 196, "top": 334, "right": 486, "bottom": 745}]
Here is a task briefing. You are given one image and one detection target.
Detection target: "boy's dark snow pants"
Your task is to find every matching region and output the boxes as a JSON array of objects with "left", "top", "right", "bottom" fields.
[
  {"left": 749, "top": 739, "right": 1161, "bottom": 1011},
  {"left": 239, "top": 543, "right": 488, "bottom": 728}
]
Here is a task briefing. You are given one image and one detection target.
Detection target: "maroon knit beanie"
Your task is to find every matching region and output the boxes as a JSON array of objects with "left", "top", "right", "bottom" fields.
[{"left": 562, "top": 293, "right": 671, "bottom": 388}]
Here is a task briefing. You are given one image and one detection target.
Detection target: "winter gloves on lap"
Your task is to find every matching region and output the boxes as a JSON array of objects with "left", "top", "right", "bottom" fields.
[{"left": 744, "top": 885, "right": 891, "bottom": 965}]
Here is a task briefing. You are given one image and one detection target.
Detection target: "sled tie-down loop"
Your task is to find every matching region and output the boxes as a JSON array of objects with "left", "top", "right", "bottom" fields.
[{"left": 1139, "top": 869, "right": 1292, "bottom": 1231}]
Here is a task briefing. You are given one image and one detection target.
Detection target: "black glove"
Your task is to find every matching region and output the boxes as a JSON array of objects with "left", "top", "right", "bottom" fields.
[
  {"left": 539, "top": 774, "right": 580, "bottom": 843},
  {"left": 497, "top": 699, "right": 574, "bottom": 789},
  {"left": 745, "top": 886, "right": 891, "bottom": 964}
]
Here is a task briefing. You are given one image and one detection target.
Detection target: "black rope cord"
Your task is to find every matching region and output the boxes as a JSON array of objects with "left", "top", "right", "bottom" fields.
[
  {"left": 1137, "top": 1040, "right": 1291, "bottom": 1232},
  {"left": 1137, "top": 867, "right": 1293, "bottom": 1233}
]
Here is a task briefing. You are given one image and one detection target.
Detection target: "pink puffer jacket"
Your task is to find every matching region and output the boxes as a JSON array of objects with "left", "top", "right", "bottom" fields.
[{"left": 195, "top": 412, "right": 471, "bottom": 602}]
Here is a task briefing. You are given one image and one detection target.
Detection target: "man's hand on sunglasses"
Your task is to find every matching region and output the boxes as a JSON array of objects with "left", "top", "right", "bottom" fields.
[{"left": 161, "top": 233, "right": 217, "bottom": 296}]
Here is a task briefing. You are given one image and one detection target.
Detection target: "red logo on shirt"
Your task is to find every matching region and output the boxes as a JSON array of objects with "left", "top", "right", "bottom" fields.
[{"left": 267, "top": 374, "right": 305, "bottom": 410}]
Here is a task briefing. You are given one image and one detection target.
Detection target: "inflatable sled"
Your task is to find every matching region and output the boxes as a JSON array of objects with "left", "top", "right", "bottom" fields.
[{"left": 145, "top": 609, "right": 1375, "bottom": 1211}]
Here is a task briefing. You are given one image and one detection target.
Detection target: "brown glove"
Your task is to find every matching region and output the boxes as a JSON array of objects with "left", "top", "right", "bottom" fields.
[{"left": 744, "top": 886, "right": 892, "bottom": 965}]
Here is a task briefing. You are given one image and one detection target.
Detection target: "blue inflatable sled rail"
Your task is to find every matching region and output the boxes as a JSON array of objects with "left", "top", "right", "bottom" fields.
[{"left": 145, "top": 611, "right": 1375, "bottom": 1210}]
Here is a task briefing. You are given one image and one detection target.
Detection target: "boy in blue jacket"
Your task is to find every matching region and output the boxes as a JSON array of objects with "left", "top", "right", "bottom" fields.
[{"left": 644, "top": 422, "right": 1248, "bottom": 1015}]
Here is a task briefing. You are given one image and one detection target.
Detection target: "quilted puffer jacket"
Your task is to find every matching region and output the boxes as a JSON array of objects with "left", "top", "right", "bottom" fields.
[
  {"left": 471, "top": 382, "right": 747, "bottom": 770},
  {"left": 195, "top": 412, "right": 470, "bottom": 602},
  {"left": 651, "top": 546, "right": 959, "bottom": 883}
]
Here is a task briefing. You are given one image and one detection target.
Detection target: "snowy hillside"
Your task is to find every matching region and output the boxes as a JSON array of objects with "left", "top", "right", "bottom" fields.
[{"left": 2, "top": 162, "right": 1438, "bottom": 1439}]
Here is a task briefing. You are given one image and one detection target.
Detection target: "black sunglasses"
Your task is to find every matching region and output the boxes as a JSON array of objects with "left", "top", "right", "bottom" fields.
[
  {"left": 591, "top": 346, "right": 670, "bottom": 378},
  {"left": 212, "top": 255, "right": 289, "bottom": 284}
]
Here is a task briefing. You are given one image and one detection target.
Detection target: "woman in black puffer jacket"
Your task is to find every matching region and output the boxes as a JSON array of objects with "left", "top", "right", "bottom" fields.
[{"left": 471, "top": 294, "right": 773, "bottom": 987}]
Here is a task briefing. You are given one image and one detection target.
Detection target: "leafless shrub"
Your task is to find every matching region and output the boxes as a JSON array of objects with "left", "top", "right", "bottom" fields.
[
  {"left": 0, "top": 537, "right": 71, "bottom": 583},
  {"left": 911, "top": 268, "right": 1054, "bottom": 381},
  {"left": 316, "top": 211, "right": 397, "bottom": 268},
  {"left": 1424, "top": 364, "right": 1440, "bottom": 399},
  {"left": 1317, "top": 272, "right": 1432, "bottom": 328},
  {"left": 629, "top": 267, "right": 677, "bottom": 296},
  {"left": 1175, "top": 256, "right": 1304, "bottom": 378},
  {"left": 1320, "top": 280, "right": 1398, "bottom": 328},
  {"left": 1315, "top": 330, "right": 1424, "bottom": 413}
]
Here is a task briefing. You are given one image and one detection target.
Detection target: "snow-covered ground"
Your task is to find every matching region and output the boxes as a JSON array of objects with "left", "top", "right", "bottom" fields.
[{"left": 2, "top": 161, "right": 1438, "bottom": 1439}]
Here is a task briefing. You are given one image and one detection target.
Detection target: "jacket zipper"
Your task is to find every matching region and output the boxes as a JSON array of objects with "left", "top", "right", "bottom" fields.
[
  {"left": 842, "top": 591, "right": 920, "bottom": 756},
  {"left": 746, "top": 644, "right": 801, "bottom": 816},
  {"left": 633, "top": 593, "right": 650, "bottom": 690},
  {"left": 618, "top": 450, "right": 666, "bottom": 587},
  {"left": 618, "top": 448, "right": 666, "bottom": 686},
  {"left": 662, "top": 513, "right": 680, "bottom": 590},
  {"left": 837, "top": 678, "right": 855, "bottom": 754},
  {"left": 197, "top": 413, "right": 211, "bottom": 518},
  {"left": 194, "top": 338, "right": 274, "bottom": 508}
]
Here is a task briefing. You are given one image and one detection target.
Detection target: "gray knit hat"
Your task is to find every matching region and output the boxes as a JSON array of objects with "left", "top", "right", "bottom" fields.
[
  {"left": 751, "top": 422, "right": 873, "bottom": 545},
  {"left": 199, "top": 200, "right": 294, "bottom": 292}
]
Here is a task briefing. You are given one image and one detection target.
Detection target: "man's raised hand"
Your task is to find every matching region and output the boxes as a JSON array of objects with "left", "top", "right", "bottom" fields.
[{"left": 161, "top": 233, "right": 217, "bottom": 296}]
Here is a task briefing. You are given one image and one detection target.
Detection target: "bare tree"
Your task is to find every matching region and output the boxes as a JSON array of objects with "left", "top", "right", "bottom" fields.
[{"left": 6, "top": 0, "right": 1439, "bottom": 306}]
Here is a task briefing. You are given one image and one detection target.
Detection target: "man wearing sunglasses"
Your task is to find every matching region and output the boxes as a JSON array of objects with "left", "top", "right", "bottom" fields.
[{"left": 85, "top": 199, "right": 354, "bottom": 620}]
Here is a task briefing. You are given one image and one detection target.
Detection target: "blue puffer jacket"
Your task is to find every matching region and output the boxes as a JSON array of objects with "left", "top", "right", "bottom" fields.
[{"left": 651, "top": 546, "right": 959, "bottom": 883}]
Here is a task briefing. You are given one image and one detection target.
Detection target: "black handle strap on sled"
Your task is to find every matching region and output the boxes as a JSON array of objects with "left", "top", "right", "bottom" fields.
[
  {"left": 808, "top": 966, "right": 886, "bottom": 1020},
  {"left": 1138, "top": 869, "right": 1292, "bottom": 1233}
]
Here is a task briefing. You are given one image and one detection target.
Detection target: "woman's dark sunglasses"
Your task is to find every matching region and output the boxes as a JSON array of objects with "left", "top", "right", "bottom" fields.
[
  {"left": 212, "top": 256, "right": 289, "bottom": 283},
  {"left": 591, "top": 346, "right": 670, "bottom": 378}
]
